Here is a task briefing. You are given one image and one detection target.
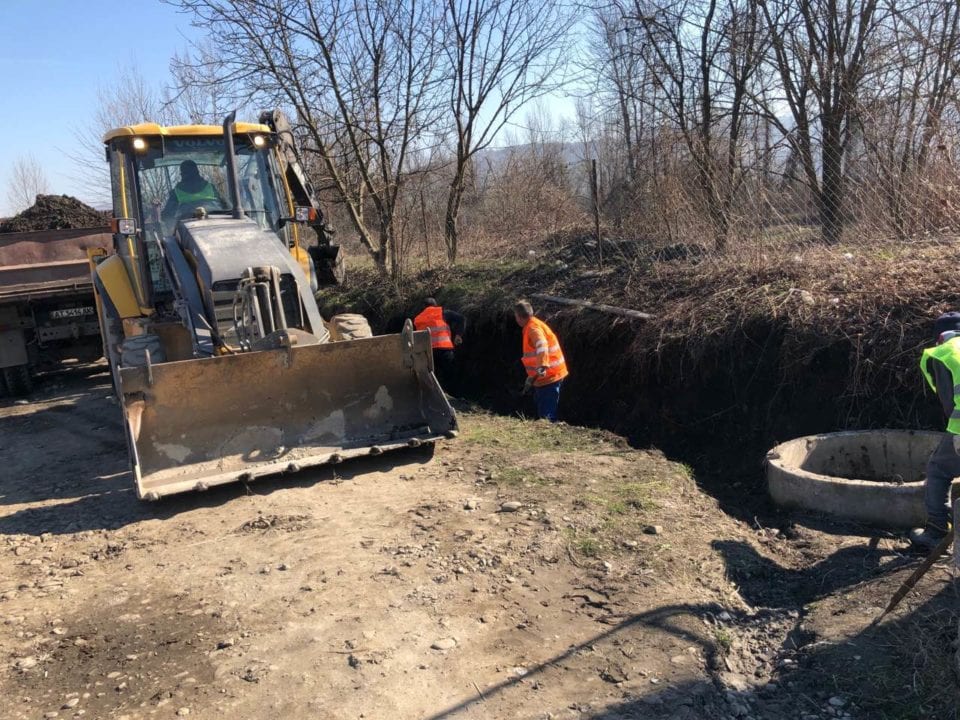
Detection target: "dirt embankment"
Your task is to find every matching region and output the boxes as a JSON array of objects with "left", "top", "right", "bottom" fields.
[
  {"left": 328, "top": 238, "right": 960, "bottom": 509},
  {"left": 0, "top": 195, "right": 110, "bottom": 233}
]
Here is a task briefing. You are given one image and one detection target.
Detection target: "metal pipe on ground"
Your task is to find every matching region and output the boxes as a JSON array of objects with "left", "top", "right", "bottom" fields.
[{"left": 531, "top": 294, "right": 654, "bottom": 320}]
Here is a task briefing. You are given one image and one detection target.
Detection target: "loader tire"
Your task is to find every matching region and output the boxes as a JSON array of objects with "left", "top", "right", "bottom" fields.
[
  {"left": 2, "top": 364, "right": 33, "bottom": 397},
  {"left": 329, "top": 314, "right": 373, "bottom": 341}
]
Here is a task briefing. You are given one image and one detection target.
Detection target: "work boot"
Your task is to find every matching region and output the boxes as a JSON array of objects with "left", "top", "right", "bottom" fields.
[{"left": 908, "top": 523, "right": 949, "bottom": 554}]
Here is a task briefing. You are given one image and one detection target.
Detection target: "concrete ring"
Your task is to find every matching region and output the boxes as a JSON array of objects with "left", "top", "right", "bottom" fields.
[{"left": 766, "top": 430, "right": 942, "bottom": 528}]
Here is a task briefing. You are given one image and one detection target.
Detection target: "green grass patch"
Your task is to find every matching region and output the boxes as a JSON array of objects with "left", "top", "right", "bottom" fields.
[
  {"left": 562, "top": 527, "right": 604, "bottom": 559},
  {"left": 462, "top": 413, "right": 615, "bottom": 454},
  {"left": 606, "top": 500, "right": 630, "bottom": 515},
  {"left": 493, "top": 466, "right": 552, "bottom": 487},
  {"left": 713, "top": 627, "right": 733, "bottom": 655},
  {"left": 610, "top": 481, "right": 662, "bottom": 512},
  {"left": 575, "top": 536, "right": 602, "bottom": 557}
]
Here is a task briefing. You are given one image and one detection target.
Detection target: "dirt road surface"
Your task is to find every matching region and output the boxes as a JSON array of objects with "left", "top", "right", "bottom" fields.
[{"left": 0, "top": 367, "right": 955, "bottom": 719}]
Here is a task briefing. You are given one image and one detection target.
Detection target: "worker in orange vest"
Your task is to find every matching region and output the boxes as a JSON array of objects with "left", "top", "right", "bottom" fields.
[
  {"left": 514, "top": 299, "right": 568, "bottom": 422},
  {"left": 413, "top": 298, "right": 465, "bottom": 391}
]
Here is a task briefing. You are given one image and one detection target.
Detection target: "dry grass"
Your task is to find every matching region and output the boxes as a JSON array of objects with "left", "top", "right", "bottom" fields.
[
  {"left": 461, "top": 411, "right": 626, "bottom": 454},
  {"left": 867, "top": 594, "right": 960, "bottom": 719}
]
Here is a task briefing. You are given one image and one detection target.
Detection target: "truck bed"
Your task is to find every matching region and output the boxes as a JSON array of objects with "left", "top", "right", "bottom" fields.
[{"left": 0, "top": 227, "right": 111, "bottom": 304}]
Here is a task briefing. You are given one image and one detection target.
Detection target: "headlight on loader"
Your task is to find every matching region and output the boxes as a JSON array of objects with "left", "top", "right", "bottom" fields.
[{"left": 111, "top": 217, "right": 136, "bottom": 235}]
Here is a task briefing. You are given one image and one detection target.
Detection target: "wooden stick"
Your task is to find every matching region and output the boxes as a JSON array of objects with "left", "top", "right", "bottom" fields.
[
  {"left": 532, "top": 294, "right": 654, "bottom": 321},
  {"left": 871, "top": 532, "right": 952, "bottom": 626}
]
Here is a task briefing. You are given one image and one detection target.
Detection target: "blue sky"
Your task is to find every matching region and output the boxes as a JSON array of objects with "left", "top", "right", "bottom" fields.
[
  {"left": 0, "top": 1, "right": 577, "bottom": 216},
  {"left": 0, "top": 0, "right": 199, "bottom": 214}
]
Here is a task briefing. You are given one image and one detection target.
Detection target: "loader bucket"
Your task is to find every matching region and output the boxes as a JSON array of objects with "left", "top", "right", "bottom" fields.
[{"left": 117, "top": 327, "right": 457, "bottom": 499}]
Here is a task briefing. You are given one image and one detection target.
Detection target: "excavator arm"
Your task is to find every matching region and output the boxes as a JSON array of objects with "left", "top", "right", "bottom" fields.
[{"left": 259, "top": 110, "right": 344, "bottom": 286}]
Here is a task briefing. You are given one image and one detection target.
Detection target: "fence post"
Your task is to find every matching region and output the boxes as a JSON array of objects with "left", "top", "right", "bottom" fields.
[{"left": 590, "top": 158, "right": 602, "bottom": 269}]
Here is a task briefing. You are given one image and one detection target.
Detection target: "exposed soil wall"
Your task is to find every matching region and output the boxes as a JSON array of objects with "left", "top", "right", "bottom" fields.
[
  {"left": 336, "top": 256, "right": 948, "bottom": 513},
  {"left": 450, "top": 308, "right": 944, "bottom": 516}
]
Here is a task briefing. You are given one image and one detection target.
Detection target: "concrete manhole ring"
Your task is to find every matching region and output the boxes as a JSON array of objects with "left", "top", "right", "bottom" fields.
[{"left": 766, "top": 429, "right": 941, "bottom": 528}]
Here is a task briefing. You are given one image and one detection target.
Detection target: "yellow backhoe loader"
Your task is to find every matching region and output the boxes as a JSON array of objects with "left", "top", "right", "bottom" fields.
[{"left": 93, "top": 111, "right": 457, "bottom": 500}]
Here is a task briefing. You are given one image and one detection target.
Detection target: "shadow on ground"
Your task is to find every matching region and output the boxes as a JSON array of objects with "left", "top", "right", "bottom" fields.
[
  {"left": 0, "top": 446, "right": 436, "bottom": 537},
  {"left": 0, "top": 366, "right": 438, "bottom": 535},
  {"left": 711, "top": 539, "right": 915, "bottom": 608},
  {"left": 419, "top": 588, "right": 957, "bottom": 720}
]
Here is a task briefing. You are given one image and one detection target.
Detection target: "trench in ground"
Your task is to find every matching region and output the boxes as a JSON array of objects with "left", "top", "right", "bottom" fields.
[
  {"left": 388, "top": 307, "right": 938, "bottom": 521},
  {"left": 387, "top": 305, "right": 960, "bottom": 705},
  {"left": 453, "top": 307, "right": 958, "bottom": 706}
]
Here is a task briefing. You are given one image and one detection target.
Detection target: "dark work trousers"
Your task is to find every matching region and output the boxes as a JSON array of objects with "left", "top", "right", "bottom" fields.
[
  {"left": 432, "top": 349, "right": 456, "bottom": 394},
  {"left": 925, "top": 433, "right": 960, "bottom": 529}
]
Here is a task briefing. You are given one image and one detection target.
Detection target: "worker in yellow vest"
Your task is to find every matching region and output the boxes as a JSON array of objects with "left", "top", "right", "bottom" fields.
[
  {"left": 413, "top": 298, "right": 465, "bottom": 391},
  {"left": 514, "top": 299, "right": 568, "bottom": 422},
  {"left": 162, "top": 160, "right": 224, "bottom": 226},
  {"left": 913, "top": 312, "right": 960, "bottom": 551}
]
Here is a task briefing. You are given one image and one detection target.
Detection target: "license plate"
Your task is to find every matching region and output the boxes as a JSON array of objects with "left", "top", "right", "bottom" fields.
[{"left": 49, "top": 307, "right": 95, "bottom": 319}]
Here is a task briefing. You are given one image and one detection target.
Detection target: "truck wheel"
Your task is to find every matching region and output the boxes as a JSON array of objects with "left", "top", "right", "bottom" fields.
[{"left": 2, "top": 365, "right": 33, "bottom": 397}]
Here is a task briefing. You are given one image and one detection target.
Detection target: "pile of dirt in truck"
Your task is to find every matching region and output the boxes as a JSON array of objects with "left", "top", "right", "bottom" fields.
[{"left": 0, "top": 195, "right": 109, "bottom": 233}]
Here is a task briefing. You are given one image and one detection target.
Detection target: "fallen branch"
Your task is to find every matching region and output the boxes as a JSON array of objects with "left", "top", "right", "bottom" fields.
[{"left": 532, "top": 293, "right": 654, "bottom": 320}]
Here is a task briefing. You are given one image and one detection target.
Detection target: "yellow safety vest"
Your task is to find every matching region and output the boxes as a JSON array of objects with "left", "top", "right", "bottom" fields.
[
  {"left": 920, "top": 335, "right": 960, "bottom": 434},
  {"left": 174, "top": 182, "right": 218, "bottom": 205}
]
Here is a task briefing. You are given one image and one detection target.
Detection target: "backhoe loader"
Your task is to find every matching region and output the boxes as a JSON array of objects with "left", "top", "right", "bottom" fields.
[{"left": 93, "top": 111, "right": 457, "bottom": 499}]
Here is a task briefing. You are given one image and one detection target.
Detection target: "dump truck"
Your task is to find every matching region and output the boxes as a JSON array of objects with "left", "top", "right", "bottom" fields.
[
  {"left": 94, "top": 111, "right": 457, "bottom": 499},
  {"left": 0, "top": 227, "right": 111, "bottom": 395}
]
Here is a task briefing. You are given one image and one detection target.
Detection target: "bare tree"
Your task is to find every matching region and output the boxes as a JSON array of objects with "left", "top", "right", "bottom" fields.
[
  {"left": 627, "top": 0, "right": 765, "bottom": 251},
  {"left": 759, "top": 0, "right": 884, "bottom": 244},
  {"left": 586, "top": 7, "right": 654, "bottom": 194},
  {"left": 6, "top": 155, "right": 50, "bottom": 215},
  {"left": 440, "top": 0, "right": 575, "bottom": 263},
  {"left": 173, "top": 0, "right": 445, "bottom": 277},
  {"left": 169, "top": 41, "right": 235, "bottom": 125},
  {"left": 69, "top": 64, "right": 179, "bottom": 207},
  {"left": 855, "top": 0, "right": 960, "bottom": 237}
]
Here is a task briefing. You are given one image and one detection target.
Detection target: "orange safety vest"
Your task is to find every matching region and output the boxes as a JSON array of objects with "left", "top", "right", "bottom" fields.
[
  {"left": 521, "top": 317, "right": 568, "bottom": 386},
  {"left": 413, "top": 306, "right": 454, "bottom": 350}
]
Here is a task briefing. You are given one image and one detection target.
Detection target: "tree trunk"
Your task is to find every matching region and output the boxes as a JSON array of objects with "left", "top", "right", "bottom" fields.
[
  {"left": 819, "top": 118, "right": 845, "bottom": 245},
  {"left": 374, "top": 239, "right": 389, "bottom": 276},
  {"left": 710, "top": 202, "right": 729, "bottom": 252},
  {"left": 444, "top": 172, "right": 465, "bottom": 265}
]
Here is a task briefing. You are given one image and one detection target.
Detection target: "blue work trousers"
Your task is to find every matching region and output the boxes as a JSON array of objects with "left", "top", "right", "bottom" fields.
[{"left": 533, "top": 380, "right": 563, "bottom": 422}]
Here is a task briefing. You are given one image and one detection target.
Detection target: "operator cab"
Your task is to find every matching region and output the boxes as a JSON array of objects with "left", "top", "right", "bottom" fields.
[
  {"left": 103, "top": 123, "right": 300, "bottom": 308},
  {"left": 136, "top": 134, "right": 284, "bottom": 238},
  {"left": 101, "top": 120, "right": 326, "bottom": 356}
]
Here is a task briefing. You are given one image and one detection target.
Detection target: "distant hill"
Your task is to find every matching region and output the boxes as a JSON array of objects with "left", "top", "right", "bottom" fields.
[{"left": 476, "top": 141, "right": 586, "bottom": 171}]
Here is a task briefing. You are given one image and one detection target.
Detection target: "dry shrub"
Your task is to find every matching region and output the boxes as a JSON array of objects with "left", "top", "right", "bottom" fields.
[{"left": 457, "top": 148, "right": 588, "bottom": 261}]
